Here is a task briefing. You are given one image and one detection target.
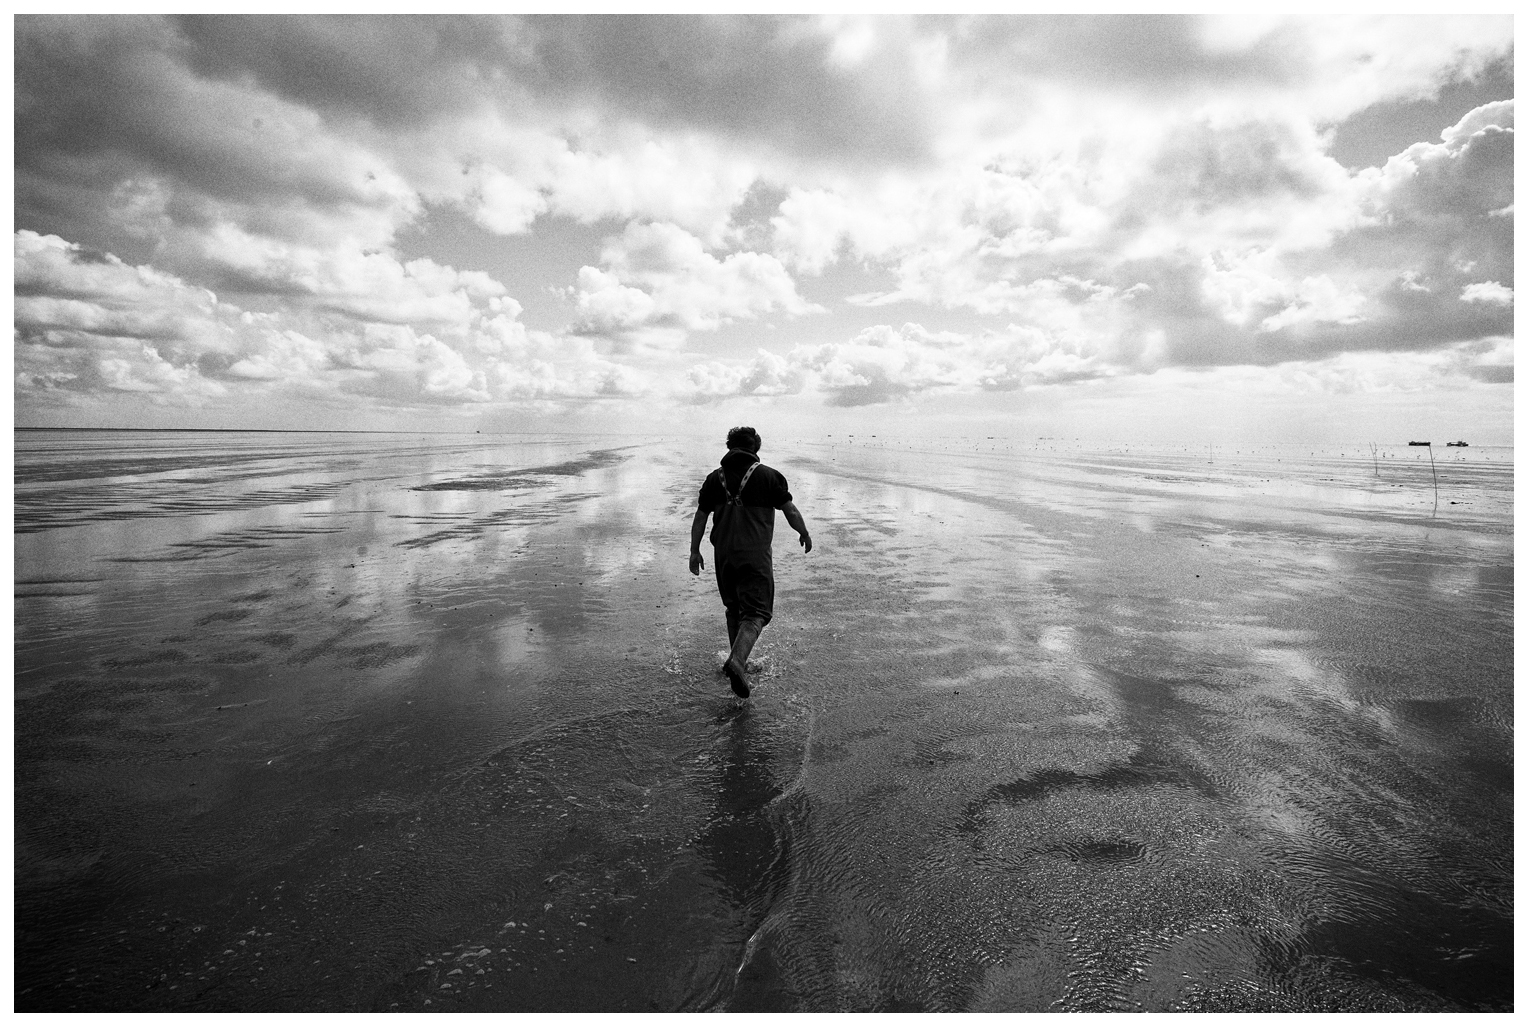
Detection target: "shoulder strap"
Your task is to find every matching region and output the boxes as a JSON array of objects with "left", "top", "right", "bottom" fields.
[{"left": 722, "top": 461, "right": 760, "bottom": 504}]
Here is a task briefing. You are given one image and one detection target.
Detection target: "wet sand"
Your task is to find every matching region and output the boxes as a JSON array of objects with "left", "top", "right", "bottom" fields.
[{"left": 13, "top": 430, "right": 1513, "bottom": 1011}]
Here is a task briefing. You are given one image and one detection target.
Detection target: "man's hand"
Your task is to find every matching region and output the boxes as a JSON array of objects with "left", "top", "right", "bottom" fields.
[
  {"left": 799, "top": 532, "right": 812, "bottom": 554},
  {"left": 689, "top": 549, "right": 705, "bottom": 576}
]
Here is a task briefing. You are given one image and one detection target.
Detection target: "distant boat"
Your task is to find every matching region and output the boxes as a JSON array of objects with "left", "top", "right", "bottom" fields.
[
  {"left": 1446, "top": 440, "right": 1468, "bottom": 447},
  {"left": 1408, "top": 441, "right": 1431, "bottom": 446}
]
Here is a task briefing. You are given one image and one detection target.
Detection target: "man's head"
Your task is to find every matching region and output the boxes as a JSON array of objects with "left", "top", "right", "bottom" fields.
[{"left": 726, "top": 426, "right": 762, "bottom": 454}]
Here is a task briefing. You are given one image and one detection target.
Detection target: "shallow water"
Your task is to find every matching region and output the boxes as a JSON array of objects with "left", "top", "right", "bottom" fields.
[{"left": 13, "top": 430, "right": 1513, "bottom": 1011}]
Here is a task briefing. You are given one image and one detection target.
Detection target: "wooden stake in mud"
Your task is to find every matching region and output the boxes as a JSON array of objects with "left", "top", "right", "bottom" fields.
[
  {"left": 1369, "top": 442, "right": 1379, "bottom": 475},
  {"left": 1427, "top": 443, "right": 1438, "bottom": 514}
]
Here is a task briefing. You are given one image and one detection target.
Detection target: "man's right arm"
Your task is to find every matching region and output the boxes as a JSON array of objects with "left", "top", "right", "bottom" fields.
[
  {"left": 689, "top": 508, "right": 709, "bottom": 575},
  {"left": 782, "top": 501, "right": 812, "bottom": 553}
]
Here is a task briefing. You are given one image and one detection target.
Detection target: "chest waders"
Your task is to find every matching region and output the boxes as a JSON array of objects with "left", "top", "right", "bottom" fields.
[{"left": 717, "top": 460, "right": 764, "bottom": 699}]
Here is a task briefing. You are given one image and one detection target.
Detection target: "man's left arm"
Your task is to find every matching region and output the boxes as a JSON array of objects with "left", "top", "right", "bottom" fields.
[
  {"left": 689, "top": 508, "right": 709, "bottom": 575},
  {"left": 781, "top": 501, "right": 812, "bottom": 553}
]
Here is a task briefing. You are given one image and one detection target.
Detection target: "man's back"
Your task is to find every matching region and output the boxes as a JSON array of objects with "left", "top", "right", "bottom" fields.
[{"left": 697, "top": 451, "right": 792, "bottom": 558}]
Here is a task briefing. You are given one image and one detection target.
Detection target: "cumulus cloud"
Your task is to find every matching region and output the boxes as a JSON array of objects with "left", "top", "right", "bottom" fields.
[
  {"left": 684, "top": 349, "right": 807, "bottom": 399},
  {"left": 15, "top": 231, "right": 234, "bottom": 402},
  {"left": 799, "top": 324, "right": 976, "bottom": 405},
  {"left": 681, "top": 321, "right": 1117, "bottom": 406},
  {"left": 421, "top": 122, "right": 761, "bottom": 245},
  {"left": 773, "top": 98, "right": 1512, "bottom": 378},
  {"left": 1460, "top": 282, "right": 1513, "bottom": 306},
  {"left": 680, "top": 93, "right": 1513, "bottom": 407},
  {"left": 13, "top": 230, "right": 646, "bottom": 410},
  {"left": 571, "top": 221, "right": 822, "bottom": 346}
]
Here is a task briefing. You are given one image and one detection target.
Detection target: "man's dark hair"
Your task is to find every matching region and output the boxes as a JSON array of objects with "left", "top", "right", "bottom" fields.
[{"left": 726, "top": 426, "right": 762, "bottom": 453}]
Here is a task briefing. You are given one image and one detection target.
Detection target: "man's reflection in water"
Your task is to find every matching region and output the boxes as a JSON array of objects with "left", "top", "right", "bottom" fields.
[
  {"left": 693, "top": 703, "right": 804, "bottom": 1012},
  {"left": 697, "top": 703, "right": 785, "bottom": 911}
]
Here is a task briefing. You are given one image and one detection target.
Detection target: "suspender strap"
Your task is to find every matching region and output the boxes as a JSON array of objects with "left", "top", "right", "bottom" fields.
[{"left": 723, "top": 461, "right": 760, "bottom": 504}]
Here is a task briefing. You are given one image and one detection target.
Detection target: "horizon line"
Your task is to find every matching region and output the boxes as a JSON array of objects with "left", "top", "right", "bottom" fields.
[
  {"left": 11, "top": 426, "right": 1509, "bottom": 448},
  {"left": 12, "top": 427, "right": 659, "bottom": 436}
]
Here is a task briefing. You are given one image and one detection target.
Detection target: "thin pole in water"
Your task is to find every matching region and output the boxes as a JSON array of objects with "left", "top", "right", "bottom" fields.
[{"left": 1427, "top": 443, "right": 1438, "bottom": 514}]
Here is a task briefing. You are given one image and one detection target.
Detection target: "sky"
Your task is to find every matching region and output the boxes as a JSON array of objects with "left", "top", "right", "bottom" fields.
[{"left": 10, "top": 14, "right": 1516, "bottom": 444}]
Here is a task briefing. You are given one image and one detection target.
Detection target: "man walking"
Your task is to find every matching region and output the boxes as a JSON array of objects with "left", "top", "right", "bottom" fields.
[{"left": 689, "top": 426, "right": 812, "bottom": 698}]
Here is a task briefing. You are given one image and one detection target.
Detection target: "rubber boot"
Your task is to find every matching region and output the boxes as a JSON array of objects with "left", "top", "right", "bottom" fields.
[
  {"left": 726, "top": 611, "right": 740, "bottom": 645},
  {"left": 724, "top": 619, "right": 763, "bottom": 698}
]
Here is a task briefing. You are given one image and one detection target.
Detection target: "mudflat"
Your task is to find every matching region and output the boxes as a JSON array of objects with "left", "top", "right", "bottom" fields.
[{"left": 13, "top": 430, "right": 1513, "bottom": 1011}]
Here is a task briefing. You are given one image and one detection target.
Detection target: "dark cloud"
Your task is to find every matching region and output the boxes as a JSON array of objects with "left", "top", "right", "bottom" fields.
[
  {"left": 171, "top": 14, "right": 508, "bottom": 129},
  {"left": 726, "top": 180, "right": 793, "bottom": 251},
  {"left": 1125, "top": 119, "right": 1327, "bottom": 223},
  {"left": 14, "top": 15, "right": 415, "bottom": 264},
  {"left": 943, "top": 14, "right": 1304, "bottom": 93},
  {"left": 1112, "top": 250, "right": 1514, "bottom": 372},
  {"left": 1329, "top": 54, "right": 1514, "bottom": 168},
  {"left": 17, "top": 18, "right": 345, "bottom": 203},
  {"left": 823, "top": 380, "right": 912, "bottom": 407},
  {"left": 1321, "top": 128, "right": 1512, "bottom": 318},
  {"left": 514, "top": 15, "right": 935, "bottom": 167},
  {"left": 195, "top": 351, "right": 241, "bottom": 380},
  {"left": 1463, "top": 364, "right": 1512, "bottom": 384},
  {"left": 1270, "top": 282, "right": 1512, "bottom": 355},
  {"left": 1393, "top": 124, "right": 1512, "bottom": 224},
  {"left": 979, "top": 364, "right": 1108, "bottom": 391},
  {"left": 14, "top": 307, "right": 187, "bottom": 344},
  {"left": 36, "top": 14, "right": 1313, "bottom": 182},
  {"left": 163, "top": 15, "right": 937, "bottom": 167}
]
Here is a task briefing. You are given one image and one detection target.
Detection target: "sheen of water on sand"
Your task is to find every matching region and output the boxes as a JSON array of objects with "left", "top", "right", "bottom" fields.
[{"left": 13, "top": 430, "right": 1512, "bottom": 1012}]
